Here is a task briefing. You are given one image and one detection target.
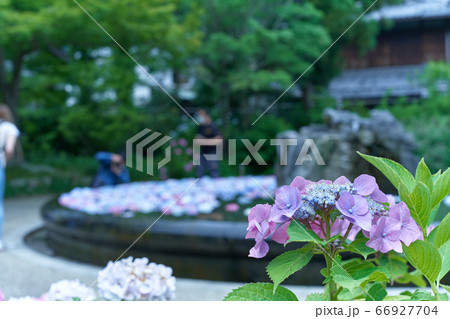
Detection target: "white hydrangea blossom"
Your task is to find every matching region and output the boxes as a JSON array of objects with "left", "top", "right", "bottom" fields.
[
  {"left": 46, "top": 279, "right": 96, "bottom": 301},
  {"left": 97, "top": 257, "right": 176, "bottom": 301}
]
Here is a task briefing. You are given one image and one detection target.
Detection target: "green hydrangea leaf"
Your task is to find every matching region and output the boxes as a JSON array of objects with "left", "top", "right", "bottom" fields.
[
  {"left": 345, "top": 237, "right": 376, "bottom": 259},
  {"left": 286, "top": 221, "right": 324, "bottom": 245},
  {"left": 441, "top": 284, "right": 450, "bottom": 293},
  {"left": 428, "top": 226, "right": 438, "bottom": 244},
  {"left": 223, "top": 283, "right": 298, "bottom": 301},
  {"left": 402, "top": 241, "right": 442, "bottom": 284},
  {"left": 431, "top": 168, "right": 450, "bottom": 211},
  {"left": 305, "top": 293, "right": 327, "bottom": 301},
  {"left": 399, "top": 182, "right": 431, "bottom": 230},
  {"left": 365, "top": 283, "right": 387, "bottom": 301},
  {"left": 331, "top": 257, "right": 390, "bottom": 298},
  {"left": 438, "top": 239, "right": 450, "bottom": 282},
  {"left": 395, "top": 270, "right": 427, "bottom": 287},
  {"left": 428, "top": 204, "right": 441, "bottom": 227},
  {"left": 357, "top": 152, "right": 415, "bottom": 192},
  {"left": 384, "top": 295, "right": 411, "bottom": 301},
  {"left": 338, "top": 288, "right": 364, "bottom": 301},
  {"left": 379, "top": 254, "right": 408, "bottom": 282},
  {"left": 435, "top": 212, "right": 450, "bottom": 248},
  {"left": 415, "top": 158, "right": 433, "bottom": 192},
  {"left": 410, "top": 290, "right": 435, "bottom": 301},
  {"left": 266, "top": 244, "right": 314, "bottom": 292}
]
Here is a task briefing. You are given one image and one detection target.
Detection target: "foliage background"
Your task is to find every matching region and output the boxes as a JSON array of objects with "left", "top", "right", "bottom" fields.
[{"left": 0, "top": 0, "right": 447, "bottom": 196}]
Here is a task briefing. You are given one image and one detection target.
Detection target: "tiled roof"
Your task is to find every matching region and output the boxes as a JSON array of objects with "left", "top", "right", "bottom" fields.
[
  {"left": 368, "top": 0, "right": 450, "bottom": 21},
  {"left": 329, "top": 64, "right": 427, "bottom": 100}
]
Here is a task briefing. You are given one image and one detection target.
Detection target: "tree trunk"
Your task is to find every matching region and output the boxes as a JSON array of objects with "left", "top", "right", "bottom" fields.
[{"left": 302, "top": 83, "right": 314, "bottom": 112}]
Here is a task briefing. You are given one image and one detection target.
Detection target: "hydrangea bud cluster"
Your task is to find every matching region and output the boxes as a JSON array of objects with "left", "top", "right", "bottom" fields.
[
  {"left": 246, "top": 174, "right": 422, "bottom": 258},
  {"left": 97, "top": 257, "right": 176, "bottom": 301}
]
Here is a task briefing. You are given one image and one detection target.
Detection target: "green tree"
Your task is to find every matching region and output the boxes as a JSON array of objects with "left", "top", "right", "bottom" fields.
[
  {"left": 0, "top": 0, "right": 201, "bottom": 122},
  {"left": 195, "top": 0, "right": 394, "bottom": 129}
]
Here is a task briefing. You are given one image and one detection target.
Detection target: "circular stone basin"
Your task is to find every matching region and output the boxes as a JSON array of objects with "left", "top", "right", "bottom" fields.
[{"left": 40, "top": 199, "right": 326, "bottom": 284}]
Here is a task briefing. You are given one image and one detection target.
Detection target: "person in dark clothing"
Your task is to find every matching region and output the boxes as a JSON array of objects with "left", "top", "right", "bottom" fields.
[
  {"left": 92, "top": 152, "right": 130, "bottom": 187},
  {"left": 194, "top": 109, "right": 222, "bottom": 178}
]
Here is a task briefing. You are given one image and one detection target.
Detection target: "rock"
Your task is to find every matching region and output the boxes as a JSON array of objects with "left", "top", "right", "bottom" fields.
[{"left": 275, "top": 108, "right": 418, "bottom": 193}]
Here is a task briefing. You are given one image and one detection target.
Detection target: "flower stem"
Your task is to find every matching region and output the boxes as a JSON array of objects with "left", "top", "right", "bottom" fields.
[
  {"left": 422, "top": 227, "right": 428, "bottom": 241},
  {"left": 342, "top": 223, "right": 354, "bottom": 242},
  {"left": 430, "top": 281, "right": 440, "bottom": 301},
  {"left": 323, "top": 216, "right": 337, "bottom": 300}
]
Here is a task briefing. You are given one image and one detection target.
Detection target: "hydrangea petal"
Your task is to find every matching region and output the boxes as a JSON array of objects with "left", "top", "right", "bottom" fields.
[
  {"left": 249, "top": 240, "right": 269, "bottom": 258},
  {"left": 334, "top": 176, "right": 351, "bottom": 185},
  {"left": 290, "top": 176, "right": 311, "bottom": 193},
  {"left": 354, "top": 174, "right": 377, "bottom": 196},
  {"left": 370, "top": 188, "right": 388, "bottom": 203},
  {"left": 271, "top": 222, "right": 290, "bottom": 244}
]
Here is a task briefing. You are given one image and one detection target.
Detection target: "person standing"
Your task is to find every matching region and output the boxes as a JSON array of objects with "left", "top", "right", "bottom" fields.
[
  {"left": 194, "top": 109, "right": 222, "bottom": 178},
  {"left": 0, "top": 105, "right": 20, "bottom": 252}
]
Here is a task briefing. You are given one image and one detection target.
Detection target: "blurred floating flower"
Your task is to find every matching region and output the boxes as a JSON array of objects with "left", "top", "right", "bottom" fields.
[
  {"left": 388, "top": 202, "right": 422, "bottom": 246},
  {"left": 184, "top": 163, "right": 193, "bottom": 172},
  {"left": 178, "top": 138, "right": 188, "bottom": 147},
  {"left": 225, "top": 203, "right": 239, "bottom": 212},
  {"left": 97, "top": 257, "right": 175, "bottom": 301},
  {"left": 366, "top": 216, "right": 402, "bottom": 253},
  {"left": 336, "top": 192, "right": 371, "bottom": 231},
  {"left": 46, "top": 280, "right": 96, "bottom": 301},
  {"left": 174, "top": 148, "right": 182, "bottom": 156},
  {"left": 270, "top": 186, "right": 302, "bottom": 223},
  {"left": 0, "top": 289, "right": 4, "bottom": 301},
  {"left": 59, "top": 176, "right": 276, "bottom": 217},
  {"left": 169, "top": 140, "right": 177, "bottom": 147},
  {"left": 185, "top": 148, "right": 193, "bottom": 155},
  {"left": 159, "top": 167, "right": 168, "bottom": 180}
]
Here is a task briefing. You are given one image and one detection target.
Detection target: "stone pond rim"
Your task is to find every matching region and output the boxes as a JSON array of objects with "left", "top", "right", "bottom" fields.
[
  {"left": 39, "top": 199, "right": 450, "bottom": 285},
  {"left": 40, "top": 198, "right": 325, "bottom": 284}
]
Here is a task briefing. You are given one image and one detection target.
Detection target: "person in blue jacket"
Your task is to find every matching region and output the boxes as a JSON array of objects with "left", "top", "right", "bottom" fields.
[{"left": 92, "top": 152, "right": 130, "bottom": 187}]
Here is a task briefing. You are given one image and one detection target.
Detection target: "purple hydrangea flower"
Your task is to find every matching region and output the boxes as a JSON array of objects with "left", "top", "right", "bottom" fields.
[
  {"left": 290, "top": 176, "right": 311, "bottom": 193},
  {"left": 336, "top": 192, "right": 371, "bottom": 231},
  {"left": 388, "top": 202, "right": 421, "bottom": 246},
  {"left": 334, "top": 176, "right": 351, "bottom": 185},
  {"left": 246, "top": 204, "right": 290, "bottom": 258},
  {"left": 271, "top": 222, "right": 290, "bottom": 245},
  {"left": 246, "top": 204, "right": 273, "bottom": 258},
  {"left": 310, "top": 218, "right": 361, "bottom": 241},
  {"left": 354, "top": 174, "right": 388, "bottom": 203},
  {"left": 270, "top": 186, "right": 302, "bottom": 223},
  {"left": 354, "top": 174, "right": 377, "bottom": 196},
  {"left": 366, "top": 216, "right": 402, "bottom": 253},
  {"left": 248, "top": 240, "right": 270, "bottom": 259}
]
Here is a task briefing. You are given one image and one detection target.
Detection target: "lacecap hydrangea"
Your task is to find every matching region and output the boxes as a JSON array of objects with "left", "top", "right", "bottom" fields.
[{"left": 246, "top": 175, "right": 422, "bottom": 258}]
